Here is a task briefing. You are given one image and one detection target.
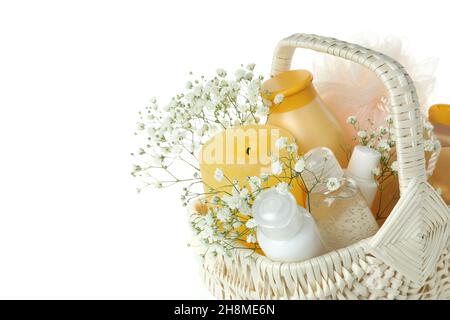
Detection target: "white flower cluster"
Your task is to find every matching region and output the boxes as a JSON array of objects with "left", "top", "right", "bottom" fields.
[
  {"left": 347, "top": 113, "right": 439, "bottom": 222},
  {"left": 347, "top": 114, "right": 439, "bottom": 180},
  {"left": 191, "top": 178, "right": 262, "bottom": 254},
  {"left": 347, "top": 115, "right": 399, "bottom": 178},
  {"left": 131, "top": 64, "right": 269, "bottom": 193},
  {"left": 326, "top": 177, "right": 341, "bottom": 192}
]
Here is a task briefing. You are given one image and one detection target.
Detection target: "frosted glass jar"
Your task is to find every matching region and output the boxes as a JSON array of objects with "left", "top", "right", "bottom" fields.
[{"left": 309, "top": 178, "right": 379, "bottom": 251}]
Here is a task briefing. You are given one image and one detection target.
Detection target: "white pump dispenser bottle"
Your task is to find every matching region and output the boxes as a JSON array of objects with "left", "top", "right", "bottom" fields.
[{"left": 252, "top": 188, "right": 325, "bottom": 262}]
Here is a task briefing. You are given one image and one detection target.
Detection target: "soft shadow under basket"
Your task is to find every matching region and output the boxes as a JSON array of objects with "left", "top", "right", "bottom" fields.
[{"left": 195, "top": 33, "right": 450, "bottom": 300}]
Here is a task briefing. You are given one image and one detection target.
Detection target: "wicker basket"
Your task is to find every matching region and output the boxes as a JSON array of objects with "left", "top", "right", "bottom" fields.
[{"left": 196, "top": 33, "right": 450, "bottom": 300}]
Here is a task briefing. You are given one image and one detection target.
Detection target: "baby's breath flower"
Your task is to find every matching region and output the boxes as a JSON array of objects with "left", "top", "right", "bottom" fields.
[
  {"left": 275, "top": 182, "right": 289, "bottom": 195},
  {"left": 193, "top": 85, "right": 203, "bottom": 97},
  {"left": 235, "top": 69, "right": 246, "bottom": 81},
  {"left": 294, "top": 158, "right": 306, "bottom": 173},
  {"left": 185, "top": 81, "right": 193, "bottom": 89},
  {"left": 246, "top": 63, "right": 256, "bottom": 71},
  {"left": 423, "top": 121, "right": 434, "bottom": 132},
  {"left": 271, "top": 159, "right": 283, "bottom": 175},
  {"left": 200, "top": 225, "right": 215, "bottom": 242},
  {"left": 210, "top": 243, "right": 225, "bottom": 255},
  {"left": 132, "top": 164, "right": 142, "bottom": 173},
  {"left": 216, "top": 68, "right": 227, "bottom": 78},
  {"left": 205, "top": 211, "right": 215, "bottom": 226},
  {"left": 385, "top": 115, "right": 394, "bottom": 124},
  {"left": 274, "top": 94, "right": 284, "bottom": 105},
  {"left": 357, "top": 130, "right": 368, "bottom": 139},
  {"left": 390, "top": 161, "right": 399, "bottom": 172},
  {"left": 238, "top": 187, "right": 249, "bottom": 199},
  {"left": 245, "top": 72, "right": 254, "bottom": 81},
  {"left": 222, "top": 194, "right": 241, "bottom": 210},
  {"left": 346, "top": 116, "right": 358, "bottom": 125},
  {"left": 326, "top": 177, "right": 340, "bottom": 192},
  {"left": 424, "top": 139, "right": 435, "bottom": 152},
  {"left": 260, "top": 172, "right": 270, "bottom": 182},
  {"left": 372, "top": 167, "right": 381, "bottom": 176},
  {"left": 378, "top": 126, "right": 388, "bottom": 135},
  {"left": 246, "top": 234, "right": 257, "bottom": 244},
  {"left": 275, "top": 136, "right": 288, "bottom": 149},
  {"left": 286, "top": 143, "right": 298, "bottom": 153},
  {"left": 217, "top": 207, "right": 231, "bottom": 222},
  {"left": 232, "top": 221, "right": 243, "bottom": 228},
  {"left": 255, "top": 105, "right": 269, "bottom": 117},
  {"left": 211, "top": 196, "right": 220, "bottom": 204},
  {"left": 204, "top": 101, "right": 215, "bottom": 111},
  {"left": 378, "top": 140, "right": 390, "bottom": 151},
  {"left": 245, "top": 219, "right": 258, "bottom": 229},
  {"left": 153, "top": 181, "right": 163, "bottom": 188},
  {"left": 248, "top": 176, "right": 261, "bottom": 192}
]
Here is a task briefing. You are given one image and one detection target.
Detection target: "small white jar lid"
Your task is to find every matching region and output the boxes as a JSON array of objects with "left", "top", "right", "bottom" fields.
[{"left": 252, "top": 188, "right": 300, "bottom": 230}]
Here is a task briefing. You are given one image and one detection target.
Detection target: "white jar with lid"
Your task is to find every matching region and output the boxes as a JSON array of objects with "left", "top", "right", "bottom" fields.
[
  {"left": 252, "top": 188, "right": 325, "bottom": 262},
  {"left": 346, "top": 145, "right": 381, "bottom": 206}
]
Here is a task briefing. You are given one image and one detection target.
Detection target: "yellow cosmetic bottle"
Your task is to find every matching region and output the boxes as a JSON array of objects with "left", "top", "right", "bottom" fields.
[
  {"left": 428, "top": 104, "right": 450, "bottom": 204},
  {"left": 261, "top": 70, "right": 351, "bottom": 167}
]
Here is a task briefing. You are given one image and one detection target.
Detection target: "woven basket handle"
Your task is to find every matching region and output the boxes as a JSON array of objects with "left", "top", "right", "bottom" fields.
[{"left": 272, "top": 33, "right": 427, "bottom": 195}]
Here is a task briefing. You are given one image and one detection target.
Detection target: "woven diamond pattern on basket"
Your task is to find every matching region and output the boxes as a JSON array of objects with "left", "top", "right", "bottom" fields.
[{"left": 369, "top": 181, "right": 450, "bottom": 284}]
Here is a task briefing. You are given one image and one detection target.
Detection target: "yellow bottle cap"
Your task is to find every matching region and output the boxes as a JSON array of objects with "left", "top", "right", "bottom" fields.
[
  {"left": 261, "top": 70, "right": 313, "bottom": 100},
  {"left": 261, "top": 70, "right": 316, "bottom": 113},
  {"left": 429, "top": 104, "right": 450, "bottom": 126}
]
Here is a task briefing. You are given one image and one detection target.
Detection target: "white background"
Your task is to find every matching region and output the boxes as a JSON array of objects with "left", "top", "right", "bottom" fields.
[{"left": 0, "top": 0, "right": 449, "bottom": 299}]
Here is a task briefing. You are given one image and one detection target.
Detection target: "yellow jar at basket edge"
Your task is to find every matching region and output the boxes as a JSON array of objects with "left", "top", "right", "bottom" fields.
[{"left": 428, "top": 104, "right": 450, "bottom": 205}]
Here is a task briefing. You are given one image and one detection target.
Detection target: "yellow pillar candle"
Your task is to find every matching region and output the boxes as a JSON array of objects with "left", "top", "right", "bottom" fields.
[{"left": 199, "top": 124, "right": 306, "bottom": 207}]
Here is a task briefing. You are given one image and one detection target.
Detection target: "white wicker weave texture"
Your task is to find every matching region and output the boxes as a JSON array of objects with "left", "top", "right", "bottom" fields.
[{"left": 197, "top": 33, "right": 450, "bottom": 300}]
